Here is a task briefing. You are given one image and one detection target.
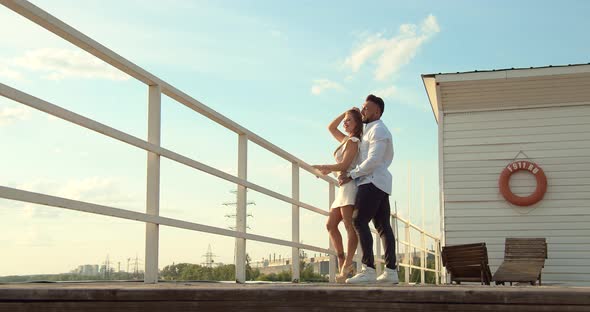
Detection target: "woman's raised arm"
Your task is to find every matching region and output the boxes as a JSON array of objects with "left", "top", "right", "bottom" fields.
[{"left": 328, "top": 112, "right": 346, "bottom": 142}]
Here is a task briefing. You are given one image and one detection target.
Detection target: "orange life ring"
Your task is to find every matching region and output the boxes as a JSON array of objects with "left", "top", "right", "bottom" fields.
[{"left": 498, "top": 161, "right": 547, "bottom": 206}]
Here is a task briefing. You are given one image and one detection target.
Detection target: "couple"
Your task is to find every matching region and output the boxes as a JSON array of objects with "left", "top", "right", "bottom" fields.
[{"left": 313, "top": 94, "right": 398, "bottom": 284}]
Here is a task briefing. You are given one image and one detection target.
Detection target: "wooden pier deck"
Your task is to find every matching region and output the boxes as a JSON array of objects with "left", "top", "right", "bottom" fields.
[{"left": 1, "top": 281, "right": 589, "bottom": 311}]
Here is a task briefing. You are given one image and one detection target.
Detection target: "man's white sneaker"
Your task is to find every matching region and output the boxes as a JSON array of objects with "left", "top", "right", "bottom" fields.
[
  {"left": 376, "top": 267, "right": 399, "bottom": 284},
  {"left": 345, "top": 265, "right": 376, "bottom": 284}
]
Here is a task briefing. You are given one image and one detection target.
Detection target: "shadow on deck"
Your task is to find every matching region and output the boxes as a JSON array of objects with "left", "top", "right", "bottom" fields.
[{"left": 1, "top": 281, "right": 589, "bottom": 311}]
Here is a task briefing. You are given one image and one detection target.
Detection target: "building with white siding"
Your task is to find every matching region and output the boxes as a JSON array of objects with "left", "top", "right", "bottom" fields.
[{"left": 422, "top": 63, "right": 590, "bottom": 286}]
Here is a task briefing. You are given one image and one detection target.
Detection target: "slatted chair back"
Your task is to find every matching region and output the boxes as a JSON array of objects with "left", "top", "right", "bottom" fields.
[
  {"left": 492, "top": 237, "right": 548, "bottom": 286},
  {"left": 442, "top": 242, "right": 492, "bottom": 285}
]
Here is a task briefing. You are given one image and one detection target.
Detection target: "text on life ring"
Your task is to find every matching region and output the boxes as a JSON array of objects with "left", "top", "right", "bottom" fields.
[{"left": 498, "top": 161, "right": 547, "bottom": 207}]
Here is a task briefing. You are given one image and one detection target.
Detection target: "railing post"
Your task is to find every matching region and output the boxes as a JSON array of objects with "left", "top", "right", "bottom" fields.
[
  {"left": 235, "top": 134, "right": 248, "bottom": 283},
  {"left": 291, "top": 163, "right": 300, "bottom": 282},
  {"left": 145, "top": 84, "right": 161, "bottom": 284},
  {"left": 328, "top": 183, "right": 336, "bottom": 283},
  {"left": 405, "top": 221, "right": 410, "bottom": 284},
  {"left": 420, "top": 231, "right": 426, "bottom": 284},
  {"left": 392, "top": 212, "right": 398, "bottom": 275},
  {"left": 435, "top": 240, "right": 440, "bottom": 285}
]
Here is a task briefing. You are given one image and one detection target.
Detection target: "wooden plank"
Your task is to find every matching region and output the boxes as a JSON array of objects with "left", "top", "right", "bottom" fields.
[
  {"left": 445, "top": 199, "right": 590, "bottom": 210},
  {"left": 444, "top": 104, "right": 590, "bottom": 124},
  {"left": 442, "top": 243, "right": 491, "bottom": 284},
  {"left": 537, "top": 266, "right": 590, "bottom": 274},
  {"left": 446, "top": 229, "right": 590, "bottom": 239},
  {"left": 444, "top": 207, "right": 590, "bottom": 218},
  {"left": 540, "top": 273, "right": 590, "bottom": 282},
  {"left": 443, "top": 89, "right": 590, "bottom": 105},
  {"left": 444, "top": 91, "right": 590, "bottom": 104},
  {"left": 493, "top": 262, "right": 544, "bottom": 283},
  {"left": 444, "top": 117, "right": 590, "bottom": 134},
  {"left": 445, "top": 215, "right": 590, "bottom": 225},
  {"left": 445, "top": 192, "right": 590, "bottom": 202},
  {"left": 445, "top": 179, "right": 590, "bottom": 190},
  {"left": 445, "top": 165, "right": 590, "bottom": 176},
  {"left": 442, "top": 81, "right": 590, "bottom": 98},
  {"left": 444, "top": 123, "right": 590, "bottom": 140},
  {"left": 442, "top": 80, "right": 590, "bottom": 97},
  {"left": 444, "top": 149, "right": 590, "bottom": 161},
  {"left": 440, "top": 72, "right": 590, "bottom": 89},
  {"left": 446, "top": 222, "right": 590, "bottom": 232},
  {"left": 445, "top": 98, "right": 590, "bottom": 112},
  {"left": 2, "top": 301, "right": 590, "bottom": 312},
  {"left": 444, "top": 157, "right": 590, "bottom": 168},
  {"left": 443, "top": 139, "right": 590, "bottom": 154},
  {"left": 445, "top": 185, "right": 589, "bottom": 195},
  {"left": 444, "top": 132, "right": 590, "bottom": 146},
  {"left": 444, "top": 171, "right": 590, "bottom": 183}
]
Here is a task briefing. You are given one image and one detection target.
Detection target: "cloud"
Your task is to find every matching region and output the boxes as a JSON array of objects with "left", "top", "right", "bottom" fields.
[
  {"left": 371, "top": 85, "right": 431, "bottom": 112},
  {"left": 11, "top": 48, "right": 130, "bottom": 81},
  {"left": 311, "top": 79, "right": 344, "bottom": 95},
  {"left": 344, "top": 33, "right": 389, "bottom": 73},
  {"left": 371, "top": 85, "right": 397, "bottom": 99},
  {"left": 16, "top": 177, "right": 141, "bottom": 219},
  {"left": 0, "top": 64, "right": 24, "bottom": 81},
  {"left": 0, "top": 105, "right": 32, "bottom": 126},
  {"left": 344, "top": 14, "right": 440, "bottom": 81}
]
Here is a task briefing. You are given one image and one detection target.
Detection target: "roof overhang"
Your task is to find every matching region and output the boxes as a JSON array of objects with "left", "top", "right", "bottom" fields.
[
  {"left": 421, "top": 74, "right": 439, "bottom": 123},
  {"left": 421, "top": 63, "right": 590, "bottom": 124}
]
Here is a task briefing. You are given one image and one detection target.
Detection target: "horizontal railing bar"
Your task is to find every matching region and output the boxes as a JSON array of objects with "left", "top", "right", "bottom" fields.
[
  {"left": 392, "top": 214, "right": 439, "bottom": 240},
  {"left": 398, "top": 263, "right": 439, "bottom": 273},
  {"left": 0, "top": 185, "right": 333, "bottom": 255},
  {"left": 398, "top": 240, "right": 438, "bottom": 251},
  {"left": 396, "top": 223, "right": 439, "bottom": 240},
  {"left": 0, "top": 83, "right": 328, "bottom": 217},
  {"left": 0, "top": 0, "right": 337, "bottom": 186}
]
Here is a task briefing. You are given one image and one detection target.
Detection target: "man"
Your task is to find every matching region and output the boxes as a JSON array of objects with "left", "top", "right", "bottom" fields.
[{"left": 339, "top": 94, "right": 398, "bottom": 284}]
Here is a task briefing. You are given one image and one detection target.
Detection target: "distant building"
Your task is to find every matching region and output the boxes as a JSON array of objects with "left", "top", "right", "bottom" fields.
[
  {"left": 251, "top": 254, "right": 291, "bottom": 275},
  {"left": 73, "top": 264, "right": 99, "bottom": 276}
]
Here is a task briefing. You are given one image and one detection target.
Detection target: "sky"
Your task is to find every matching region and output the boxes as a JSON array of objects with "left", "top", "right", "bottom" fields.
[{"left": 0, "top": 0, "right": 588, "bottom": 276}]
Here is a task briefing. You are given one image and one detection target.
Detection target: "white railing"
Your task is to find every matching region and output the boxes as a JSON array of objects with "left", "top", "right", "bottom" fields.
[
  {"left": 0, "top": 0, "right": 441, "bottom": 284},
  {"left": 392, "top": 213, "right": 441, "bottom": 284}
]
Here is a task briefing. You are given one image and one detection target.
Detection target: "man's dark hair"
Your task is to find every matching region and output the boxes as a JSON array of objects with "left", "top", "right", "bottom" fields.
[{"left": 366, "top": 94, "right": 384, "bottom": 116}]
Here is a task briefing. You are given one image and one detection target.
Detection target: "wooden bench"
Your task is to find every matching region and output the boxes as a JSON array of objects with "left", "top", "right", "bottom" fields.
[
  {"left": 492, "top": 237, "right": 548, "bottom": 286},
  {"left": 442, "top": 242, "right": 492, "bottom": 285}
]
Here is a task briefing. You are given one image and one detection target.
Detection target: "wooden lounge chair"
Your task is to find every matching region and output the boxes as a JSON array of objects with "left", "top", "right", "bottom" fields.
[
  {"left": 442, "top": 242, "right": 492, "bottom": 285},
  {"left": 492, "top": 237, "right": 547, "bottom": 286}
]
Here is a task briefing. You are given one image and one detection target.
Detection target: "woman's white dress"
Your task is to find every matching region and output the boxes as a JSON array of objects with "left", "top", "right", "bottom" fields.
[{"left": 330, "top": 136, "right": 360, "bottom": 209}]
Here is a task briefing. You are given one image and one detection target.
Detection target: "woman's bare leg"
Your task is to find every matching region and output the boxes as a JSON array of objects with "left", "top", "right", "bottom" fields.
[
  {"left": 340, "top": 205, "right": 358, "bottom": 271},
  {"left": 326, "top": 207, "right": 345, "bottom": 269}
]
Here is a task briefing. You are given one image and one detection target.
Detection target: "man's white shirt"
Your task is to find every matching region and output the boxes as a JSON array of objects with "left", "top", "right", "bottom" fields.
[{"left": 348, "top": 119, "right": 393, "bottom": 195}]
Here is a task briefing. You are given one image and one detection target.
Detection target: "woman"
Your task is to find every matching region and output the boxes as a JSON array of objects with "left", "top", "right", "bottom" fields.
[{"left": 313, "top": 108, "right": 362, "bottom": 283}]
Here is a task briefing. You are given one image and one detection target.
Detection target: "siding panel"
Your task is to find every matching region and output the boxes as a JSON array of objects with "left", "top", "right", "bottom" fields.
[{"left": 443, "top": 104, "right": 590, "bottom": 286}]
